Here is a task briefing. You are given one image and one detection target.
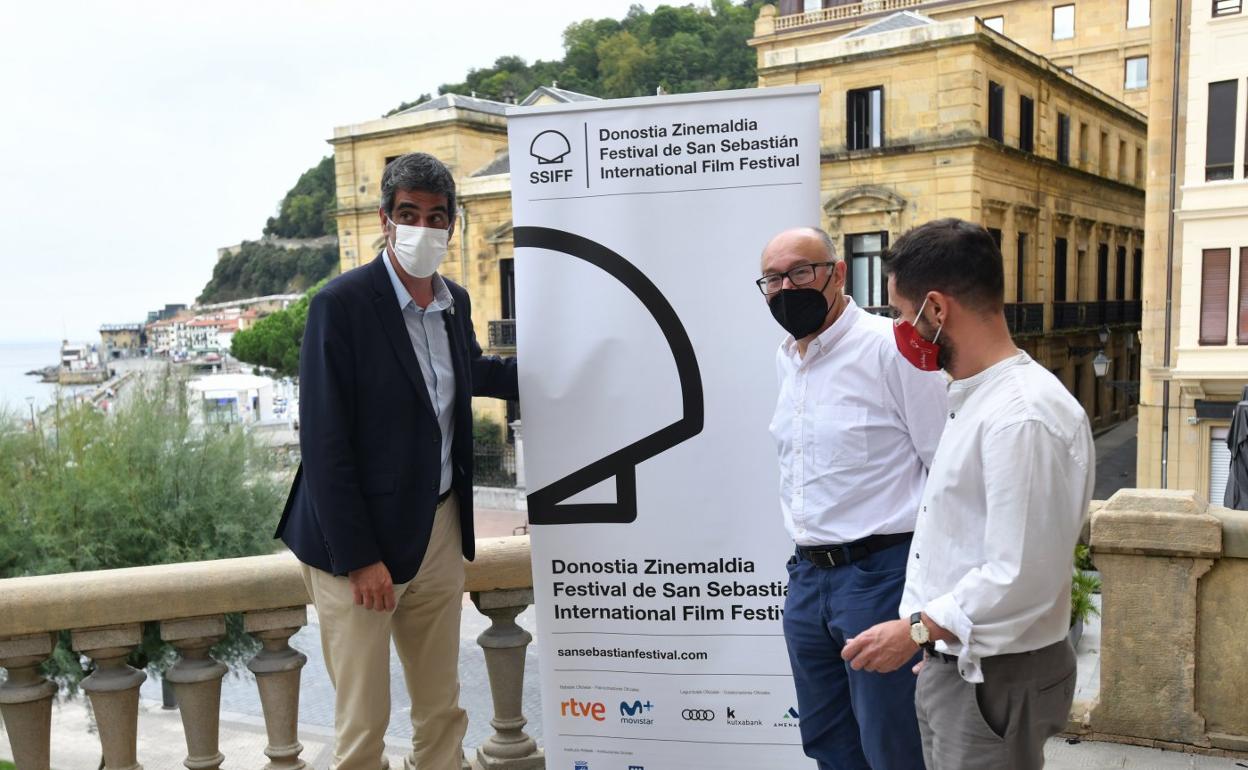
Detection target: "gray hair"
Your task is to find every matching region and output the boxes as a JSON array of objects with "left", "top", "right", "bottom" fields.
[
  {"left": 380, "top": 153, "right": 456, "bottom": 221},
  {"left": 760, "top": 226, "right": 840, "bottom": 264}
]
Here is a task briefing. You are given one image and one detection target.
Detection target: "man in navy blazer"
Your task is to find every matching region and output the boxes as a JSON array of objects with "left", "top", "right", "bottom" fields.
[{"left": 276, "top": 152, "right": 518, "bottom": 770}]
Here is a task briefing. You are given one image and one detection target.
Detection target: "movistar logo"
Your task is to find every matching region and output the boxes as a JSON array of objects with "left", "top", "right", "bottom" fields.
[{"left": 620, "top": 700, "right": 654, "bottom": 716}]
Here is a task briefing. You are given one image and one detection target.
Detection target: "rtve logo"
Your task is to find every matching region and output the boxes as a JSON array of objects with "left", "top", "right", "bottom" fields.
[{"left": 561, "top": 698, "right": 606, "bottom": 721}]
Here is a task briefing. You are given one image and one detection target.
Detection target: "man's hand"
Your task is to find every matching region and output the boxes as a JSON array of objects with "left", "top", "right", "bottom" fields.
[
  {"left": 349, "top": 561, "right": 395, "bottom": 612},
  {"left": 842, "top": 619, "right": 918, "bottom": 673}
]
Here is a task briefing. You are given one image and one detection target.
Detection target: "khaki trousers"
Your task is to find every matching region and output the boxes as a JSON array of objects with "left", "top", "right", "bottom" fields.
[{"left": 301, "top": 494, "right": 468, "bottom": 770}]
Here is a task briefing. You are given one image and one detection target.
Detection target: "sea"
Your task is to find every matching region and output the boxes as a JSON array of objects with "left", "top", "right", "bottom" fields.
[{"left": 0, "top": 340, "right": 92, "bottom": 414}]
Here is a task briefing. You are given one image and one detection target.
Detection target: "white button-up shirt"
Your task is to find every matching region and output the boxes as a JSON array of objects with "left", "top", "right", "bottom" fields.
[
  {"left": 769, "top": 298, "right": 948, "bottom": 545},
  {"left": 383, "top": 252, "right": 457, "bottom": 494},
  {"left": 900, "top": 351, "right": 1094, "bottom": 683}
]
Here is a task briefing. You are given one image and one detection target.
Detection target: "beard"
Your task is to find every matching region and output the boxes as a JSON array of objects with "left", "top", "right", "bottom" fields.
[{"left": 936, "top": 333, "right": 955, "bottom": 372}]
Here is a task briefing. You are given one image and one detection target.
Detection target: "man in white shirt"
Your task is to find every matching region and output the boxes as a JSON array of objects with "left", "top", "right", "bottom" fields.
[
  {"left": 842, "top": 218, "right": 1093, "bottom": 770},
  {"left": 759, "top": 227, "right": 947, "bottom": 769}
]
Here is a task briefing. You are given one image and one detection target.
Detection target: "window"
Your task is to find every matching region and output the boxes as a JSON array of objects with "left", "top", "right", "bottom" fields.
[
  {"left": 1214, "top": 0, "right": 1242, "bottom": 17},
  {"left": 1119, "top": 139, "right": 1128, "bottom": 179},
  {"left": 1133, "top": 247, "right": 1143, "bottom": 300},
  {"left": 984, "top": 15, "right": 1005, "bottom": 32},
  {"left": 1240, "top": 248, "right": 1248, "bottom": 343},
  {"left": 988, "top": 227, "right": 1003, "bottom": 252},
  {"left": 1020, "top": 95, "right": 1035, "bottom": 152},
  {"left": 1079, "top": 122, "right": 1090, "bottom": 164},
  {"left": 1136, "top": 146, "right": 1145, "bottom": 185},
  {"left": 1062, "top": 65, "right": 1075, "bottom": 74},
  {"left": 1207, "top": 80, "right": 1238, "bottom": 181},
  {"left": 1125, "top": 56, "right": 1148, "bottom": 90},
  {"left": 1200, "top": 248, "right": 1231, "bottom": 344},
  {"left": 384, "top": 155, "right": 401, "bottom": 169},
  {"left": 847, "top": 86, "right": 884, "bottom": 151},
  {"left": 1057, "top": 113, "right": 1071, "bottom": 164},
  {"left": 988, "top": 81, "right": 1005, "bottom": 142},
  {"left": 1054, "top": 237, "right": 1069, "bottom": 302},
  {"left": 846, "top": 233, "right": 889, "bottom": 309},
  {"left": 1016, "top": 232, "right": 1028, "bottom": 301},
  {"left": 500, "top": 258, "right": 516, "bottom": 319},
  {"left": 1100, "top": 131, "right": 1110, "bottom": 176},
  {"left": 1053, "top": 4, "right": 1075, "bottom": 40},
  {"left": 803, "top": 0, "right": 822, "bottom": 11},
  {"left": 1098, "top": 243, "right": 1109, "bottom": 301},
  {"left": 1128, "top": 0, "right": 1150, "bottom": 27},
  {"left": 1116, "top": 245, "right": 1127, "bottom": 300},
  {"left": 1212, "top": 427, "right": 1231, "bottom": 505}
]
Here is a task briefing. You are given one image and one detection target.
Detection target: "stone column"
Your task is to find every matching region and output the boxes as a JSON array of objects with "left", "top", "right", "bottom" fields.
[
  {"left": 470, "top": 589, "right": 544, "bottom": 770},
  {"left": 73, "top": 623, "right": 146, "bottom": 770},
  {"left": 162, "top": 616, "right": 228, "bottom": 770},
  {"left": 1089, "top": 489, "right": 1222, "bottom": 746},
  {"left": 245, "top": 607, "right": 308, "bottom": 770},
  {"left": 0, "top": 633, "right": 57, "bottom": 770}
]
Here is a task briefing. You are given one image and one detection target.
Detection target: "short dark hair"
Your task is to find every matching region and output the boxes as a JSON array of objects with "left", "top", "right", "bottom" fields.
[
  {"left": 380, "top": 152, "right": 456, "bottom": 222},
  {"left": 882, "top": 218, "right": 1004, "bottom": 312}
]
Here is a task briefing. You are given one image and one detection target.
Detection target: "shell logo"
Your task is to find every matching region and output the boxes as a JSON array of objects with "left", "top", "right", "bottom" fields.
[{"left": 530, "top": 130, "right": 572, "bottom": 164}]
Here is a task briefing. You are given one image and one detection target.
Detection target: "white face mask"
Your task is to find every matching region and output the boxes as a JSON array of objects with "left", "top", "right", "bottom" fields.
[{"left": 386, "top": 217, "right": 448, "bottom": 278}]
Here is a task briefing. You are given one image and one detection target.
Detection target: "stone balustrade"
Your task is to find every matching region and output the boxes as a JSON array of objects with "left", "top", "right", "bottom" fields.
[
  {"left": 0, "top": 536, "right": 541, "bottom": 770},
  {"left": 1086, "top": 489, "right": 1248, "bottom": 754}
]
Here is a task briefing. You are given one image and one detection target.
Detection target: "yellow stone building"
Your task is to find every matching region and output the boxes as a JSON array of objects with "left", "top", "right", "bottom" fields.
[
  {"left": 1136, "top": 0, "right": 1248, "bottom": 501},
  {"left": 750, "top": 13, "right": 1147, "bottom": 432}
]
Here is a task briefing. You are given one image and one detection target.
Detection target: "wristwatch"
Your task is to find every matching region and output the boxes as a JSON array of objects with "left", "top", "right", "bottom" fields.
[{"left": 910, "top": 612, "right": 936, "bottom": 653}]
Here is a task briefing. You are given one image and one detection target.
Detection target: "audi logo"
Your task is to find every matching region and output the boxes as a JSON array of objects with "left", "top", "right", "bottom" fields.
[{"left": 681, "top": 709, "right": 715, "bottom": 721}]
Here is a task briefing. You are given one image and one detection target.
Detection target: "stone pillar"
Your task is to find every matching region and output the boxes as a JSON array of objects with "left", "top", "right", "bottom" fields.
[
  {"left": 73, "top": 623, "right": 146, "bottom": 770},
  {"left": 470, "top": 589, "right": 544, "bottom": 770},
  {"left": 245, "top": 607, "right": 308, "bottom": 770},
  {"left": 162, "top": 616, "right": 228, "bottom": 770},
  {"left": 1089, "top": 489, "right": 1222, "bottom": 746},
  {"left": 0, "top": 633, "right": 57, "bottom": 770}
]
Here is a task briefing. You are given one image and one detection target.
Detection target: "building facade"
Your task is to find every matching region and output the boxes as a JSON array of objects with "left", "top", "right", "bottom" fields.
[
  {"left": 750, "top": 14, "right": 1146, "bottom": 432},
  {"left": 99, "top": 323, "right": 146, "bottom": 358},
  {"left": 1137, "top": 0, "right": 1248, "bottom": 501}
]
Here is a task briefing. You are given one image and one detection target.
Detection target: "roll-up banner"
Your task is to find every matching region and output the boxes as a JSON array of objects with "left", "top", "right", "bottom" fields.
[{"left": 508, "top": 84, "right": 821, "bottom": 770}]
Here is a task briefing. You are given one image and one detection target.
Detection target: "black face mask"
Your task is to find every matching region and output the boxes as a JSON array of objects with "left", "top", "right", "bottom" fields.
[{"left": 768, "top": 274, "right": 834, "bottom": 339}]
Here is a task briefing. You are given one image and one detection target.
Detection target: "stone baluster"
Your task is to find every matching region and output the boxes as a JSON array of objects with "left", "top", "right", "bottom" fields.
[
  {"left": 470, "top": 589, "right": 544, "bottom": 770},
  {"left": 0, "top": 632, "right": 58, "bottom": 770},
  {"left": 161, "top": 616, "right": 228, "bottom": 770},
  {"left": 244, "top": 607, "right": 308, "bottom": 770},
  {"left": 73, "top": 623, "right": 146, "bottom": 770}
]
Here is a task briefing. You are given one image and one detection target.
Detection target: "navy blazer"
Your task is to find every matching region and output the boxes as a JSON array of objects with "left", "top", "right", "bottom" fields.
[{"left": 275, "top": 254, "right": 519, "bottom": 584}]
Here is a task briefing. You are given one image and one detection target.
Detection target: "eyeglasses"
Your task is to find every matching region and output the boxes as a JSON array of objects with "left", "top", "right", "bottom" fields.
[{"left": 755, "top": 262, "right": 834, "bottom": 295}]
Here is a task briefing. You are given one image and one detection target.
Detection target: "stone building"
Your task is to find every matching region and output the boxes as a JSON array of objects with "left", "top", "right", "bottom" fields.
[
  {"left": 1136, "top": 0, "right": 1248, "bottom": 501},
  {"left": 99, "top": 323, "right": 146, "bottom": 358},
  {"left": 749, "top": 13, "right": 1147, "bottom": 432}
]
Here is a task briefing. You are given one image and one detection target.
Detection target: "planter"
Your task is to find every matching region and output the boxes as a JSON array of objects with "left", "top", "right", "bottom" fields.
[{"left": 1069, "top": 616, "right": 1084, "bottom": 649}]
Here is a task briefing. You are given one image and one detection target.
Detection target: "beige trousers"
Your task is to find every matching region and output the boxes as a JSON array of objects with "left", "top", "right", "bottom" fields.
[{"left": 301, "top": 494, "right": 468, "bottom": 770}]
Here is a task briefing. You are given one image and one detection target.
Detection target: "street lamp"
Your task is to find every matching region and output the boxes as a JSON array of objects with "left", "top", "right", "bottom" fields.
[
  {"left": 1097, "top": 325, "right": 1110, "bottom": 345},
  {"left": 25, "top": 396, "right": 35, "bottom": 430},
  {"left": 1092, "top": 351, "right": 1111, "bottom": 378}
]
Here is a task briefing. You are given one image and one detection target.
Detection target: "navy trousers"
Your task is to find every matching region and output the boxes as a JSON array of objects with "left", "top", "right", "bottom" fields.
[{"left": 783, "top": 539, "right": 925, "bottom": 770}]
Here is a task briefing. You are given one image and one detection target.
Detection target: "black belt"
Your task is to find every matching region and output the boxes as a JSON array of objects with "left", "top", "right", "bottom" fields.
[
  {"left": 795, "top": 532, "right": 912, "bottom": 568},
  {"left": 438, "top": 489, "right": 452, "bottom": 505}
]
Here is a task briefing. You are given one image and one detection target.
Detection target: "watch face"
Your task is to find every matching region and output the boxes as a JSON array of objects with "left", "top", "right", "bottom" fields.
[{"left": 910, "top": 622, "right": 929, "bottom": 645}]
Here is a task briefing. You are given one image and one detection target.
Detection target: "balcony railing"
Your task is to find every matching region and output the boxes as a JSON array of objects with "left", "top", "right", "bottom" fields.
[
  {"left": 1051, "top": 301, "right": 1143, "bottom": 332},
  {"left": 488, "top": 319, "right": 516, "bottom": 350},
  {"left": 773, "top": 0, "right": 925, "bottom": 30},
  {"left": 0, "top": 538, "right": 540, "bottom": 770},
  {"left": 1004, "top": 303, "right": 1044, "bottom": 336}
]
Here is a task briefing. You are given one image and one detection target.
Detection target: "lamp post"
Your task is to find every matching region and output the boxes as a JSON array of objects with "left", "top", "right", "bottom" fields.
[
  {"left": 25, "top": 396, "right": 35, "bottom": 432},
  {"left": 1092, "top": 351, "right": 1111, "bottom": 378}
]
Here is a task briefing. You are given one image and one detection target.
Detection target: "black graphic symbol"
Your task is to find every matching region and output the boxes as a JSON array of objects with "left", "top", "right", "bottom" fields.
[
  {"left": 514, "top": 226, "right": 704, "bottom": 526},
  {"left": 529, "top": 130, "right": 572, "bottom": 164}
]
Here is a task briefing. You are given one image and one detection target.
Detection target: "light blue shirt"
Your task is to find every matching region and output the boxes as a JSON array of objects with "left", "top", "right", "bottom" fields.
[{"left": 382, "top": 252, "right": 457, "bottom": 495}]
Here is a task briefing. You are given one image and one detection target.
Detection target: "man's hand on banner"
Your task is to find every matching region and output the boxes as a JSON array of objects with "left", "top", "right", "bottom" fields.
[
  {"left": 842, "top": 620, "right": 917, "bottom": 673},
  {"left": 349, "top": 561, "right": 396, "bottom": 612}
]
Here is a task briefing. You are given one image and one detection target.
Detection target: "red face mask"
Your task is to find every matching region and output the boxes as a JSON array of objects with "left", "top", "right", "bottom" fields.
[{"left": 893, "top": 297, "right": 943, "bottom": 371}]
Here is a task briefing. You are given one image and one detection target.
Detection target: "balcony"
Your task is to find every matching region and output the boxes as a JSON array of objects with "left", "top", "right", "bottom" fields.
[
  {"left": 771, "top": 0, "right": 925, "bottom": 32},
  {"left": 488, "top": 319, "right": 516, "bottom": 351},
  {"left": 1004, "top": 303, "right": 1044, "bottom": 336}
]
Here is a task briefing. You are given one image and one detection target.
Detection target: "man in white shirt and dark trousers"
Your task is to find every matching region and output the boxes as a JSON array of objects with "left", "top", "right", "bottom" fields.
[
  {"left": 760, "top": 227, "right": 947, "bottom": 769},
  {"left": 842, "top": 218, "right": 1094, "bottom": 770}
]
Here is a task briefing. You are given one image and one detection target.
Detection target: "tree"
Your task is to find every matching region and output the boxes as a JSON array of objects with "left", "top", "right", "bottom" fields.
[
  {"left": 230, "top": 280, "right": 325, "bottom": 377},
  {"left": 198, "top": 240, "right": 337, "bottom": 304},
  {"left": 264, "top": 156, "right": 336, "bottom": 239}
]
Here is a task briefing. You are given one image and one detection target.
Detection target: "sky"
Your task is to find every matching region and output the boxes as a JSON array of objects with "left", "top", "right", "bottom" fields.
[{"left": 0, "top": 0, "right": 652, "bottom": 342}]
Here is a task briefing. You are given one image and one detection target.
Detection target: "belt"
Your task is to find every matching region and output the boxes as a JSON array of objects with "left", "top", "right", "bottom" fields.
[
  {"left": 795, "top": 532, "right": 912, "bottom": 568},
  {"left": 926, "top": 638, "right": 1071, "bottom": 667},
  {"left": 438, "top": 489, "right": 452, "bottom": 505}
]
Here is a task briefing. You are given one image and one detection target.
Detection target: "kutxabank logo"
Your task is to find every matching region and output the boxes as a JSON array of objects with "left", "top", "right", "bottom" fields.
[{"left": 515, "top": 226, "right": 705, "bottom": 526}]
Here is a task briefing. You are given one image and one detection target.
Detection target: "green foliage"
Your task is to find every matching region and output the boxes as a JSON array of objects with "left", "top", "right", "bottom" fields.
[
  {"left": 1074, "top": 543, "right": 1095, "bottom": 572},
  {"left": 0, "top": 376, "right": 286, "bottom": 690},
  {"left": 395, "top": 1, "right": 761, "bottom": 109},
  {"left": 198, "top": 240, "right": 337, "bottom": 305},
  {"left": 1071, "top": 561, "right": 1101, "bottom": 627},
  {"left": 264, "top": 156, "right": 336, "bottom": 238},
  {"left": 230, "top": 280, "right": 326, "bottom": 377}
]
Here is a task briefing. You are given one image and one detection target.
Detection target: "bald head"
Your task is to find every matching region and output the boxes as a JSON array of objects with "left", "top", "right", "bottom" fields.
[{"left": 761, "top": 227, "right": 838, "bottom": 271}]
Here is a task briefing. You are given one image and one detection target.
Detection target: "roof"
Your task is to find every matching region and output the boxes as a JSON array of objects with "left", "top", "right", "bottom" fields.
[
  {"left": 842, "top": 10, "right": 936, "bottom": 38},
  {"left": 472, "top": 151, "right": 511, "bottom": 177},
  {"left": 393, "top": 93, "right": 510, "bottom": 118},
  {"left": 520, "top": 85, "right": 601, "bottom": 106}
]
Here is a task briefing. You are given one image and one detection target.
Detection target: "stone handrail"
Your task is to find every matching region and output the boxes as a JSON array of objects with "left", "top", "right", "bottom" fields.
[
  {"left": 0, "top": 536, "right": 542, "bottom": 770},
  {"left": 770, "top": 0, "right": 926, "bottom": 32}
]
